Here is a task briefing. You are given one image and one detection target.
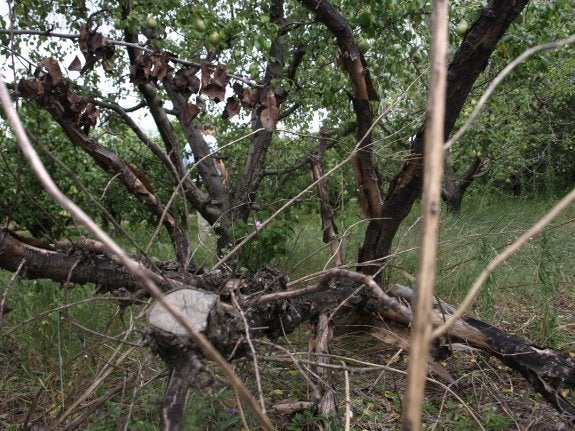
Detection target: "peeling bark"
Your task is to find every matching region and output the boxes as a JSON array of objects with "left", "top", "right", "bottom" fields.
[
  {"left": 229, "top": 0, "right": 288, "bottom": 227},
  {"left": 298, "top": 0, "right": 382, "bottom": 221},
  {"left": 311, "top": 127, "right": 344, "bottom": 266}
]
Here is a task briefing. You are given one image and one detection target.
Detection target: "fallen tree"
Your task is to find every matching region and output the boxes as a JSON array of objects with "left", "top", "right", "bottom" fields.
[{"left": 2, "top": 229, "right": 575, "bottom": 428}]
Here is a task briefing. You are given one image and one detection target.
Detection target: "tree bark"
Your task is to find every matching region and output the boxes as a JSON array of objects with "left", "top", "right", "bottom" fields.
[
  {"left": 298, "top": 0, "right": 382, "bottom": 222},
  {"left": 442, "top": 150, "right": 483, "bottom": 214}
]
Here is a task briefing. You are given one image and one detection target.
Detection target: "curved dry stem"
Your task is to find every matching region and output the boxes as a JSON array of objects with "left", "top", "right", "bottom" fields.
[
  {"left": 0, "top": 80, "right": 275, "bottom": 431},
  {"left": 432, "top": 186, "right": 575, "bottom": 339},
  {"left": 445, "top": 33, "right": 575, "bottom": 151}
]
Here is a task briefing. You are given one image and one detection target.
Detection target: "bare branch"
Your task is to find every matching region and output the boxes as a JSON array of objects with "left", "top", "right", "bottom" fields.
[
  {"left": 0, "top": 80, "right": 275, "bottom": 431},
  {"left": 445, "top": 33, "right": 575, "bottom": 150}
]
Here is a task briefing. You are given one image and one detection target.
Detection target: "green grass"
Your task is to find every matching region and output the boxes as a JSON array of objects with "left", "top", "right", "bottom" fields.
[{"left": 1, "top": 192, "right": 574, "bottom": 429}]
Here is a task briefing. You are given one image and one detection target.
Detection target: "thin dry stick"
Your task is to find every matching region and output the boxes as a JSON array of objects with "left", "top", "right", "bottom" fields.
[
  {"left": 0, "top": 80, "right": 275, "bottom": 431},
  {"left": 445, "top": 33, "right": 575, "bottom": 151},
  {"left": 256, "top": 339, "right": 321, "bottom": 401},
  {"left": 50, "top": 345, "right": 136, "bottom": 430},
  {"left": 0, "top": 259, "right": 24, "bottom": 330},
  {"left": 402, "top": 1, "right": 447, "bottom": 430},
  {"left": 432, "top": 186, "right": 575, "bottom": 339},
  {"left": 342, "top": 361, "right": 351, "bottom": 431},
  {"left": 234, "top": 388, "right": 250, "bottom": 431},
  {"left": 231, "top": 293, "right": 266, "bottom": 414},
  {"left": 264, "top": 353, "right": 485, "bottom": 431}
]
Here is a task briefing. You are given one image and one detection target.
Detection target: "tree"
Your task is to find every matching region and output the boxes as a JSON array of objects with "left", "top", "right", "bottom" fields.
[{"left": 2, "top": 0, "right": 575, "bottom": 429}]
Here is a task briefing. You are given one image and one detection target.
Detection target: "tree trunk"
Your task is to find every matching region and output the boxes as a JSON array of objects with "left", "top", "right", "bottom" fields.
[
  {"left": 358, "top": 0, "right": 530, "bottom": 278},
  {"left": 442, "top": 150, "right": 483, "bottom": 214}
]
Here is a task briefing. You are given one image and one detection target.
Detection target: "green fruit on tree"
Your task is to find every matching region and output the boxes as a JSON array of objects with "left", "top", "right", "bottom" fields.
[
  {"left": 145, "top": 15, "right": 158, "bottom": 29},
  {"left": 194, "top": 17, "right": 206, "bottom": 32},
  {"left": 208, "top": 30, "right": 221, "bottom": 45},
  {"left": 358, "top": 37, "right": 370, "bottom": 52},
  {"left": 456, "top": 19, "right": 469, "bottom": 36}
]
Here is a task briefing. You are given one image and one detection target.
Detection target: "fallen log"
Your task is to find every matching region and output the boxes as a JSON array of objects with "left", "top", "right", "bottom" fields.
[
  {"left": 144, "top": 271, "right": 575, "bottom": 424},
  {"left": 381, "top": 283, "right": 575, "bottom": 419}
]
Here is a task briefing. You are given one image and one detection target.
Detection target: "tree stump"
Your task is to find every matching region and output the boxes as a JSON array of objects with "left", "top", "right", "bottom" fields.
[{"left": 144, "top": 288, "right": 221, "bottom": 431}]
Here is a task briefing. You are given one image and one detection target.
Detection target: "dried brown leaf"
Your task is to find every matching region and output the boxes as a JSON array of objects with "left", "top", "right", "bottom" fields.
[
  {"left": 68, "top": 56, "right": 82, "bottom": 72},
  {"left": 79, "top": 24, "right": 89, "bottom": 54},
  {"left": 77, "top": 22, "right": 116, "bottom": 74},
  {"left": 67, "top": 92, "right": 87, "bottom": 113},
  {"left": 200, "top": 63, "right": 211, "bottom": 87},
  {"left": 78, "top": 103, "right": 99, "bottom": 131},
  {"left": 213, "top": 64, "right": 229, "bottom": 88},
  {"left": 172, "top": 68, "right": 201, "bottom": 100},
  {"left": 201, "top": 83, "right": 225, "bottom": 103},
  {"left": 222, "top": 97, "right": 240, "bottom": 120},
  {"left": 17, "top": 79, "right": 45, "bottom": 98},
  {"left": 232, "top": 82, "right": 244, "bottom": 96},
  {"left": 41, "top": 58, "right": 63, "bottom": 85},
  {"left": 182, "top": 103, "right": 200, "bottom": 126},
  {"left": 130, "top": 52, "right": 173, "bottom": 84}
]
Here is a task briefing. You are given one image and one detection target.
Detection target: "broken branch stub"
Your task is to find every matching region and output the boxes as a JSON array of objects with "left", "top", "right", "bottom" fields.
[{"left": 145, "top": 288, "right": 222, "bottom": 431}]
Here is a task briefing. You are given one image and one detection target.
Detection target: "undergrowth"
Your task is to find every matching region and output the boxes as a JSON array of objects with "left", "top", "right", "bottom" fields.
[{"left": 1, "top": 193, "right": 574, "bottom": 429}]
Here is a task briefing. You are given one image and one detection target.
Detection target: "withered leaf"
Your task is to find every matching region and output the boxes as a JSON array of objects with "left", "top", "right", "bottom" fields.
[
  {"left": 78, "top": 103, "right": 99, "bottom": 132},
  {"left": 200, "top": 63, "right": 211, "bottom": 87},
  {"left": 102, "top": 58, "right": 113, "bottom": 73},
  {"left": 241, "top": 88, "right": 258, "bottom": 108},
  {"left": 171, "top": 68, "right": 201, "bottom": 100},
  {"left": 130, "top": 52, "right": 173, "bottom": 85},
  {"left": 260, "top": 106, "right": 279, "bottom": 131},
  {"left": 151, "top": 52, "right": 173, "bottom": 81},
  {"left": 67, "top": 92, "right": 87, "bottom": 113},
  {"left": 213, "top": 64, "right": 229, "bottom": 88},
  {"left": 201, "top": 83, "right": 225, "bottom": 103},
  {"left": 68, "top": 56, "right": 82, "bottom": 72},
  {"left": 182, "top": 103, "right": 200, "bottom": 126},
  {"left": 79, "top": 24, "right": 89, "bottom": 55},
  {"left": 78, "top": 22, "right": 116, "bottom": 74},
  {"left": 232, "top": 82, "right": 244, "bottom": 96},
  {"left": 222, "top": 97, "right": 240, "bottom": 120},
  {"left": 17, "top": 78, "right": 45, "bottom": 98},
  {"left": 41, "top": 58, "right": 63, "bottom": 85}
]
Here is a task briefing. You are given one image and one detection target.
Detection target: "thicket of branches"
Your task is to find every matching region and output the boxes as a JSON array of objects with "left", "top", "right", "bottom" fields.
[{"left": 1, "top": 0, "right": 575, "bottom": 429}]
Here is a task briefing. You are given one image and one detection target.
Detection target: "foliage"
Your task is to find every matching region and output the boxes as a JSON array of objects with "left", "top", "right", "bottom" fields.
[{"left": 230, "top": 212, "right": 295, "bottom": 273}]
